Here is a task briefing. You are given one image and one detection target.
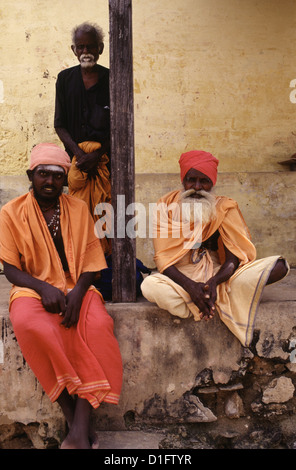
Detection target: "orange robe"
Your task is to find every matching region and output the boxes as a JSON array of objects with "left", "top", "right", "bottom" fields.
[
  {"left": 68, "top": 141, "right": 111, "bottom": 255},
  {"left": 0, "top": 191, "right": 122, "bottom": 407},
  {"left": 142, "top": 190, "right": 287, "bottom": 347},
  {"left": 153, "top": 190, "right": 257, "bottom": 273}
]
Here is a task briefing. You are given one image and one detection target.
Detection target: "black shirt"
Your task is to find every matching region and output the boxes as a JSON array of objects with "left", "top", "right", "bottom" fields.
[{"left": 54, "top": 64, "right": 110, "bottom": 159}]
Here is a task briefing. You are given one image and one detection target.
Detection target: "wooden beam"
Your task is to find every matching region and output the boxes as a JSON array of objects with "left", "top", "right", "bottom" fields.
[{"left": 109, "top": 0, "right": 136, "bottom": 302}]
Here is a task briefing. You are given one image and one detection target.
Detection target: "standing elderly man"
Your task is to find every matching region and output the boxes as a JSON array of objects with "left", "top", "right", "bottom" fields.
[
  {"left": 141, "top": 150, "right": 289, "bottom": 347},
  {"left": 54, "top": 22, "right": 111, "bottom": 253},
  {"left": 0, "top": 143, "right": 122, "bottom": 449}
]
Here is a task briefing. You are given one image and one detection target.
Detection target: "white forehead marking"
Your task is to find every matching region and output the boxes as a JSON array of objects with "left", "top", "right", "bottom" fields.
[{"left": 36, "top": 164, "right": 65, "bottom": 173}]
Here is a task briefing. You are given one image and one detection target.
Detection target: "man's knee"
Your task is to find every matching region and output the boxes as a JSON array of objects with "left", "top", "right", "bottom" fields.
[
  {"left": 267, "top": 259, "right": 289, "bottom": 285},
  {"left": 141, "top": 275, "right": 157, "bottom": 301},
  {"left": 141, "top": 275, "right": 192, "bottom": 319},
  {"left": 140, "top": 275, "right": 150, "bottom": 296},
  {"left": 86, "top": 292, "right": 114, "bottom": 330}
]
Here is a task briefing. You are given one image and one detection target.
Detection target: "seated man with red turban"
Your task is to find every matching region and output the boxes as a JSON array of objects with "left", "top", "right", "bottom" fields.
[
  {"left": 0, "top": 143, "right": 122, "bottom": 449},
  {"left": 141, "top": 150, "right": 289, "bottom": 347}
]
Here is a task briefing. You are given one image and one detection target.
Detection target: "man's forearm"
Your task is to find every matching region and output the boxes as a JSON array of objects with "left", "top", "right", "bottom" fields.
[
  {"left": 163, "top": 249, "right": 239, "bottom": 290},
  {"left": 55, "top": 127, "right": 84, "bottom": 158},
  {"left": 210, "top": 258, "right": 239, "bottom": 286},
  {"left": 74, "top": 271, "right": 97, "bottom": 295},
  {"left": 163, "top": 265, "right": 193, "bottom": 291},
  {"left": 3, "top": 261, "right": 49, "bottom": 296}
]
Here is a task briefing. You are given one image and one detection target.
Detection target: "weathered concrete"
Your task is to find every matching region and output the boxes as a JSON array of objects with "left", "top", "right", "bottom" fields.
[{"left": 1, "top": 271, "right": 296, "bottom": 449}]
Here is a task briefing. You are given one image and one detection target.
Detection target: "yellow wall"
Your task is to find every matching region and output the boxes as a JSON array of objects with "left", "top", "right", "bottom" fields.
[
  {"left": 0, "top": 0, "right": 295, "bottom": 175},
  {"left": 0, "top": 0, "right": 295, "bottom": 265},
  {"left": 133, "top": 0, "right": 296, "bottom": 174},
  {"left": 0, "top": 0, "right": 109, "bottom": 174}
]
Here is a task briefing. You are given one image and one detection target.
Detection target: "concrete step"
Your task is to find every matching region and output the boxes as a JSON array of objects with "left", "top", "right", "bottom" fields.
[
  {"left": 260, "top": 267, "right": 296, "bottom": 302},
  {"left": 94, "top": 430, "right": 164, "bottom": 449},
  {"left": 1, "top": 270, "right": 296, "bottom": 449}
]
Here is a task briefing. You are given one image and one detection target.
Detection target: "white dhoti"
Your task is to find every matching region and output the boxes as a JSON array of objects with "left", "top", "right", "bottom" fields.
[{"left": 141, "top": 250, "right": 289, "bottom": 347}]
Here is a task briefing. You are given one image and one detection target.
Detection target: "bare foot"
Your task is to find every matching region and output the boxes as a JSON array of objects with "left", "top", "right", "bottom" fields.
[
  {"left": 90, "top": 431, "right": 100, "bottom": 449},
  {"left": 60, "top": 432, "right": 91, "bottom": 449}
]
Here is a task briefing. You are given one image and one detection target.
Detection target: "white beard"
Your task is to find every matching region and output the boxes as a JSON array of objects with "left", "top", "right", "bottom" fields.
[
  {"left": 179, "top": 189, "right": 217, "bottom": 225},
  {"left": 80, "top": 54, "right": 97, "bottom": 69}
]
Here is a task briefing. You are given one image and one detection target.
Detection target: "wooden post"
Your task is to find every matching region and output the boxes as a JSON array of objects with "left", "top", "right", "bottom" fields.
[{"left": 109, "top": 0, "right": 136, "bottom": 302}]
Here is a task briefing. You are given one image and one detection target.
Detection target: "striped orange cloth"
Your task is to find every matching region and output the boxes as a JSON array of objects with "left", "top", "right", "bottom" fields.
[{"left": 10, "top": 292, "right": 122, "bottom": 408}]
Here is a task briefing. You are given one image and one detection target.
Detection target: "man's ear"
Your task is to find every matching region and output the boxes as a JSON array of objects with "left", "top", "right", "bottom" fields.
[
  {"left": 99, "top": 43, "right": 104, "bottom": 55},
  {"left": 71, "top": 44, "right": 77, "bottom": 56},
  {"left": 26, "top": 169, "right": 33, "bottom": 182}
]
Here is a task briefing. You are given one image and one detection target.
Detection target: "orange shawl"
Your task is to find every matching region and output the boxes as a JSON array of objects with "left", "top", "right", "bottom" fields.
[
  {"left": 68, "top": 141, "right": 111, "bottom": 254},
  {"left": 149, "top": 190, "right": 288, "bottom": 347},
  {"left": 153, "top": 190, "right": 256, "bottom": 273},
  {"left": 0, "top": 191, "right": 107, "bottom": 304}
]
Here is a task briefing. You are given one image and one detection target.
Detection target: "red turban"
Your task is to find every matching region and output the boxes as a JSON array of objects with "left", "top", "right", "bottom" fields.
[
  {"left": 30, "top": 143, "right": 71, "bottom": 174},
  {"left": 179, "top": 150, "right": 219, "bottom": 186}
]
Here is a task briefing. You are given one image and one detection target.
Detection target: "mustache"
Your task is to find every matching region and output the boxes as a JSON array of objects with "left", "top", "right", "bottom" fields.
[
  {"left": 80, "top": 54, "right": 95, "bottom": 61},
  {"left": 181, "top": 189, "right": 212, "bottom": 200}
]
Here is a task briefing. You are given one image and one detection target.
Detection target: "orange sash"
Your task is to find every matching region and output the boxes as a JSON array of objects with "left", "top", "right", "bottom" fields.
[
  {"left": 0, "top": 191, "right": 107, "bottom": 305},
  {"left": 68, "top": 141, "right": 111, "bottom": 254},
  {"left": 153, "top": 190, "right": 256, "bottom": 273}
]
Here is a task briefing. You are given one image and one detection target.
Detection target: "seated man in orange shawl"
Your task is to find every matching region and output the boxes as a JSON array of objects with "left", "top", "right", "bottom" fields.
[
  {"left": 141, "top": 150, "right": 289, "bottom": 347},
  {"left": 0, "top": 143, "right": 122, "bottom": 449}
]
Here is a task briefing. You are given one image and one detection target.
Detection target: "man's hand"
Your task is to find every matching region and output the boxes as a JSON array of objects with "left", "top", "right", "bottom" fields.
[
  {"left": 184, "top": 279, "right": 217, "bottom": 320},
  {"left": 2, "top": 264, "right": 96, "bottom": 329},
  {"left": 39, "top": 284, "right": 67, "bottom": 314},
  {"left": 163, "top": 265, "right": 217, "bottom": 320},
  {"left": 76, "top": 149, "right": 104, "bottom": 173},
  {"left": 162, "top": 244, "right": 239, "bottom": 322},
  {"left": 60, "top": 272, "right": 96, "bottom": 328},
  {"left": 60, "top": 286, "right": 85, "bottom": 328},
  {"left": 200, "top": 280, "right": 218, "bottom": 320}
]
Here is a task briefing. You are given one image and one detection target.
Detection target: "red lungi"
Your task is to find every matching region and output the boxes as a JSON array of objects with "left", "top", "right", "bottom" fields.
[{"left": 10, "top": 290, "right": 122, "bottom": 408}]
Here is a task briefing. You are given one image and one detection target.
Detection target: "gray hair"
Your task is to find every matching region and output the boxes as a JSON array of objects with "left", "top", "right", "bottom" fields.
[{"left": 72, "top": 22, "right": 105, "bottom": 46}]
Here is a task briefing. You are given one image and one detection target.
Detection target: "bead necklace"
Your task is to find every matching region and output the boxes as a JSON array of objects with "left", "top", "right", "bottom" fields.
[
  {"left": 191, "top": 246, "right": 207, "bottom": 264},
  {"left": 46, "top": 202, "right": 60, "bottom": 238},
  {"left": 39, "top": 201, "right": 57, "bottom": 213}
]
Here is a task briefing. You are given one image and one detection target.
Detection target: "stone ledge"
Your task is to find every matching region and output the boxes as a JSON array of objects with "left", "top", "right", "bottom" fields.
[{"left": 1, "top": 271, "right": 296, "bottom": 448}]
